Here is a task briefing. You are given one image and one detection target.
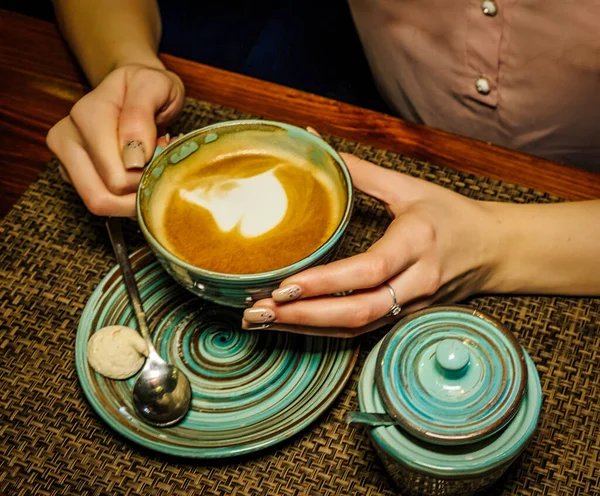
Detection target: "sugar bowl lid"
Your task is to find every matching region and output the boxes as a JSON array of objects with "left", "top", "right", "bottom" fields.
[{"left": 375, "top": 306, "right": 527, "bottom": 445}]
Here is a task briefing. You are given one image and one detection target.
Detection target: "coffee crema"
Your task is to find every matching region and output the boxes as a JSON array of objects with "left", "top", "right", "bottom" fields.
[{"left": 147, "top": 130, "right": 344, "bottom": 274}]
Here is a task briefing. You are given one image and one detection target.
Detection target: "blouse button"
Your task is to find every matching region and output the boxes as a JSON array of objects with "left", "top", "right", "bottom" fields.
[
  {"left": 476, "top": 77, "right": 491, "bottom": 95},
  {"left": 482, "top": 0, "right": 498, "bottom": 17}
]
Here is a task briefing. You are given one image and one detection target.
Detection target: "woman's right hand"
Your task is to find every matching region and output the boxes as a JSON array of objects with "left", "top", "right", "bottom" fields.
[{"left": 46, "top": 63, "right": 185, "bottom": 217}]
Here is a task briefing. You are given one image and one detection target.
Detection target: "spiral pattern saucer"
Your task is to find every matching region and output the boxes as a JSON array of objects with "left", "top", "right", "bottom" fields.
[{"left": 75, "top": 248, "right": 358, "bottom": 458}]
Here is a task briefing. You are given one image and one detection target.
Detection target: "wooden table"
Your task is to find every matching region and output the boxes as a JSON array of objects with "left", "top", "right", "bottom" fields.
[
  {"left": 2, "top": 12, "right": 600, "bottom": 496},
  {"left": 1, "top": 9, "right": 598, "bottom": 220}
]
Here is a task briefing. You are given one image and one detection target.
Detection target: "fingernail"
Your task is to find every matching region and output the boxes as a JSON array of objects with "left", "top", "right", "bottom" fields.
[
  {"left": 272, "top": 284, "right": 302, "bottom": 303},
  {"left": 243, "top": 307, "right": 276, "bottom": 324},
  {"left": 306, "top": 126, "right": 321, "bottom": 137},
  {"left": 123, "top": 140, "right": 146, "bottom": 169},
  {"left": 241, "top": 320, "right": 271, "bottom": 331}
]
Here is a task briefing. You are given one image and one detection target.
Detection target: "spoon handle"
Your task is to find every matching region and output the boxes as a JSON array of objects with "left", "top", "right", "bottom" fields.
[
  {"left": 345, "top": 411, "right": 397, "bottom": 427},
  {"left": 106, "top": 217, "right": 152, "bottom": 344}
]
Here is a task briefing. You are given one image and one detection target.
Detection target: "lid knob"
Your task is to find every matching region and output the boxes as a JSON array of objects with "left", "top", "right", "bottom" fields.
[{"left": 435, "top": 338, "right": 470, "bottom": 372}]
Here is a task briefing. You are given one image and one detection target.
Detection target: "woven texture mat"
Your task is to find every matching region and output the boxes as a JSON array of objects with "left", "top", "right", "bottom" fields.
[{"left": 1, "top": 99, "right": 599, "bottom": 496}]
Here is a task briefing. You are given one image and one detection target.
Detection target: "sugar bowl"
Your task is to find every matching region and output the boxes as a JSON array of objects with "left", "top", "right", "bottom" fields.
[{"left": 357, "top": 305, "right": 542, "bottom": 496}]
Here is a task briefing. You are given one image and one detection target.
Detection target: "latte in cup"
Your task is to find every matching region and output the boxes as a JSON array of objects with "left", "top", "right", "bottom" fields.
[{"left": 147, "top": 129, "right": 345, "bottom": 274}]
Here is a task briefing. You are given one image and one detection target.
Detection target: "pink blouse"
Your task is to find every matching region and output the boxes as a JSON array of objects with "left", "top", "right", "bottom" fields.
[{"left": 349, "top": 0, "right": 600, "bottom": 172}]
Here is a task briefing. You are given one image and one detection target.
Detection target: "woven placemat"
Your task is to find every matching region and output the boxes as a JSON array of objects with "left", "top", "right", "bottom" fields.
[{"left": 1, "top": 99, "right": 598, "bottom": 496}]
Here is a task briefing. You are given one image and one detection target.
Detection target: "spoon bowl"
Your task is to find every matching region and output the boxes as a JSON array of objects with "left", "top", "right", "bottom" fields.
[
  {"left": 107, "top": 218, "right": 191, "bottom": 427},
  {"left": 132, "top": 349, "right": 192, "bottom": 427}
]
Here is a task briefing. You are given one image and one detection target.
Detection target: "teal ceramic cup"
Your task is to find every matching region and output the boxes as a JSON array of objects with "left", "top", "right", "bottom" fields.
[
  {"left": 358, "top": 306, "right": 543, "bottom": 496},
  {"left": 137, "top": 120, "right": 353, "bottom": 308}
]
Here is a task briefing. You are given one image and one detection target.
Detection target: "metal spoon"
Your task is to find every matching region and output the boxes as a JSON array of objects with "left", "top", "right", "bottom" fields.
[
  {"left": 106, "top": 218, "right": 191, "bottom": 427},
  {"left": 345, "top": 411, "right": 397, "bottom": 427}
]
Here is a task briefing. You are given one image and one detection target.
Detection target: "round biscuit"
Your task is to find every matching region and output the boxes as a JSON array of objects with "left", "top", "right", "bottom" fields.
[{"left": 87, "top": 325, "right": 149, "bottom": 380}]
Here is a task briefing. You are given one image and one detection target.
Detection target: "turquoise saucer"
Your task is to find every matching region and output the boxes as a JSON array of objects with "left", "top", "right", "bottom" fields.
[{"left": 75, "top": 248, "right": 358, "bottom": 458}]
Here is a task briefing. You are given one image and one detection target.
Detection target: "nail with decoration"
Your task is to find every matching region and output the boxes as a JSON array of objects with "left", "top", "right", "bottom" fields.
[
  {"left": 243, "top": 307, "right": 276, "bottom": 324},
  {"left": 122, "top": 140, "right": 146, "bottom": 169},
  {"left": 272, "top": 284, "right": 302, "bottom": 303},
  {"left": 241, "top": 320, "right": 272, "bottom": 331}
]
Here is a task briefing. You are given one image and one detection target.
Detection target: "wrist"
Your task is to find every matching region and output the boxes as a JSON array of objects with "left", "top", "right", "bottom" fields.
[
  {"left": 88, "top": 49, "right": 165, "bottom": 87},
  {"left": 114, "top": 51, "right": 164, "bottom": 71},
  {"left": 469, "top": 200, "right": 600, "bottom": 296},
  {"left": 112, "top": 50, "right": 165, "bottom": 74},
  {"left": 478, "top": 201, "right": 520, "bottom": 294}
]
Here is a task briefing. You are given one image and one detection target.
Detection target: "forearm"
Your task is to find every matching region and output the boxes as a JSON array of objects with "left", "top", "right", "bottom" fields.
[
  {"left": 53, "top": 0, "right": 164, "bottom": 86},
  {"left": 486, "top": 200, "right": 600, "bottom": 295}
]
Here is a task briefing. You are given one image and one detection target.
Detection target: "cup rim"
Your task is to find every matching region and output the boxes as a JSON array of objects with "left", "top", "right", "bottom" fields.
[{"left": 136, "top": 119, "right": 354, "bottom": 282}]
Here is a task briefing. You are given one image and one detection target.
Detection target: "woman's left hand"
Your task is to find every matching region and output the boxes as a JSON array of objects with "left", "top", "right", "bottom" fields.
[{"left": 242, "top": 153, "right": 502, "bottom": 337}]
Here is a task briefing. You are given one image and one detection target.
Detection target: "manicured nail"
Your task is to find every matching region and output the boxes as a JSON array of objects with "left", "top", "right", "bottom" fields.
[
  {"left": 272, "top": 284, "right": 302, "bottom": 303},
  {"left": 122, "top": 140, "right": 146, "bottom": 169},
  {"left": 243, "top": 307, "right": 276, "bottom": 324},
  {"left": 241, "top": 320, "right": 271, "bottom": 331}
]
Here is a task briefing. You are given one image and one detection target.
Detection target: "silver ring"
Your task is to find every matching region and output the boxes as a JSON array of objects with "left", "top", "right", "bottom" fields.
[{"left": 385, "top": 283, "right": 402, "bottom": 317}]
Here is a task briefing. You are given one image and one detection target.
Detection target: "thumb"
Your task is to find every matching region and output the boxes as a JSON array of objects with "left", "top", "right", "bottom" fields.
[
  {"left": 119, "top": 70, "right": 184, "bottom": 169},
  {"left": 340, "top": 152, "right": 420, "bottom": 206}
]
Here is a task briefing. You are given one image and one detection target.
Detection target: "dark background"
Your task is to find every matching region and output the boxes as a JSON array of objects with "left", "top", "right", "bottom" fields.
[{"left": 3, "top": 0, "right": 391, "bottom": 113}]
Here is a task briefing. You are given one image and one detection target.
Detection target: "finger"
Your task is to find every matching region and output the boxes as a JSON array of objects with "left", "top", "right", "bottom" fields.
[
  {"left": 305, "top": 135, "right": 395, "bottom": 220},
  {"left": 245, "top": 288, "right": 389, "bottom": 328},
  {"left": 254, "top": 261, "right": 441, "bottom": 329},
  {"left": 340, "top": 152, "right": 423, "bottom": 206},
  {"left": 156, "top": 133, "right": 171, "bottom": 149},
  {"left": 69, "top": 87, "right": 142, "bottom": 194},
  {"left": 49, "top": 117, "right": 137, "bottom": 217},
  {"left": 275, "top": 250, "right": 408, "bottom": 299},
  {"left": 118, "top": 71, "right": 182, "bottom": 168},
  {"left": 70, "top": 68, "right": 176, "bottom": 191},
  {"left": 154, "top": 72, "right": 185, "bottom": 126},
  {"left": 276, "top": 215, "right": 422, "bottom": 298},
  {"left": 241, "top": 318, "right": 395, "bottom": 338},
  {"left": 303, "top": 133, "right": 406, "bottom": 205},
  {"left": 58, "top": 163, "right": 72, "bottom": 184},
  {"left": 156, "top": 132, "right": 185, "bottom": 149},
  {"left": 382, "top": 261, "right": 441, "bottom": 312},
  {"left": 305, "top": 127, "right": 396, "bottom": 218},
  {"left": 65, "top": 141, "right": 137, "bottom": 217}
]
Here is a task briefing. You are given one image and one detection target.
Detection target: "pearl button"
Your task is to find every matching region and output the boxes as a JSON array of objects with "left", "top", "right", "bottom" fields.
[
  {"left": 476, "top": 77, "right": 491, "bottom": 95},
  {"left": 482, "top": 0, "right": 498, "bottom": 16}
]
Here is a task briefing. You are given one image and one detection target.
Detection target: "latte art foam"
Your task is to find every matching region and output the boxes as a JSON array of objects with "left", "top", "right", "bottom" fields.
[
  {"left": 179, "top": 168, "right": 288, "bottom": 238},
  {"left": 147, "top": 130, "right": 345, "bottom": 274}
]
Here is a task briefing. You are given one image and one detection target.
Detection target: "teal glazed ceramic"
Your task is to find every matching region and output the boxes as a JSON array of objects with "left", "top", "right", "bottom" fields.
[
  {"left": 358, "top": 306, "right": 542, "bottom": 496},
  {"left": 137, "top": 120, "right": 354, "bottom": 308},
  {"left": 76, "top": 248, "right": 358, "bottom": 458}
]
